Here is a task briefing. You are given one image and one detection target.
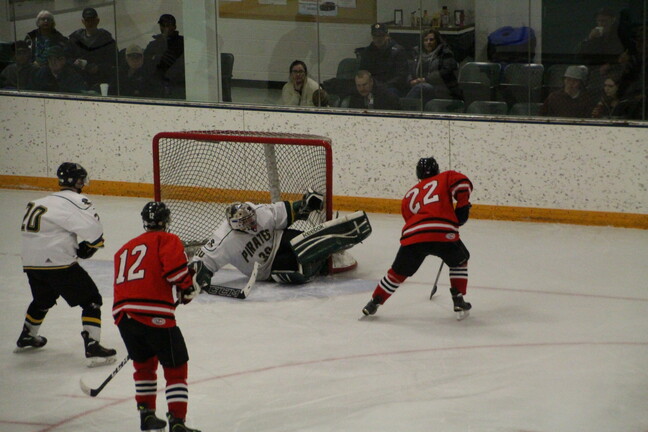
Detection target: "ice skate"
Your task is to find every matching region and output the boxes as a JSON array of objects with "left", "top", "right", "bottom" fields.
[
  {"left": 450, "top": 288, "right": 471, "bottom": 321},
  {"left": 167, "top": 412, "right": 202, "bottom": 432},
  {"left": 139, "top": 404, "right": 166, "bottom": 431},
  {"left": 362, "top": 298, "right": 380, "bottom": 316},
  {"left": 14, "top": 325, "right": 47, "bottom": 353},
  {"left": 81, "top": 331, "right": 117, "bottom": 367}
]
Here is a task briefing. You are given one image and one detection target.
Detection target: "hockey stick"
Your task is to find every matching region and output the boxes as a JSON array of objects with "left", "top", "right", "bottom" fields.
[
  {"left": 203, "top": 261, "right": 259, "bottom": 299},
  {"left": 80, "top": 354, "right": 130, "bottom": 397},
  {"left": 79, "top": 300, "right": 184, "bottom": 397},
  {"left": 429, "top": 261, "right": 444, "bottom": 300}
]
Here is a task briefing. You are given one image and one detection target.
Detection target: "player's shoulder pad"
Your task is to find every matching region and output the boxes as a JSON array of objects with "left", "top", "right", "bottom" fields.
[{"left": 52, "top": 190, "right": 94, "bottom": 210}]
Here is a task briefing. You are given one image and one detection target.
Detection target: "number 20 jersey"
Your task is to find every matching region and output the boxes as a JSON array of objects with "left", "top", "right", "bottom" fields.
[
  {"left": 400, "top": 170, "right": 473, "bottom": 245},
  {"left": 112, "top": 230, "right": 192, "bottom": 328}
]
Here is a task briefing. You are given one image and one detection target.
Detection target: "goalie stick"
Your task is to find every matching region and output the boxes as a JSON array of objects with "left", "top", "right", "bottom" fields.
[
  {"left": 203, "top": 261, "right": 259, "bottom": 299},
  {"left": 429, "top": 261, "right": 444, "bottom": 300},
  {"left": 80, "top": 354, "right": 130, "bottom": 397}
]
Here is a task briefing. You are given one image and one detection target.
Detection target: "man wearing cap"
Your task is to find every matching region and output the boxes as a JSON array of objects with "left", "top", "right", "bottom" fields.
[
  {"left": 0, "top": 41, "right": 38, "bottom": 90},
  {"left": 31, "top": 45, "right": 88, "bottom": 94},
  {"left": 68, "top": 8, "right": 117, "bottom": 88},
  {"left": 24, "top": 10, "right": 69, "bottom": 67},
  {"left": 541, "top": 65, "right": 595, "bottom": 118},
  {"left": 144, "top": 14, "right": 185, "bottom": 99},
  {"left": 109, "top": 44, "right": 159, "bottom": 98},
  {"left": 358, "top": 22, "right": 409, "bottom": 97}
]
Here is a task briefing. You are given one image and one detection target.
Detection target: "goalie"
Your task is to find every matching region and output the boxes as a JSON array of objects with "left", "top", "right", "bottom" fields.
[{"left": 190, "top": 189, "right": 372, "bottom": 294}]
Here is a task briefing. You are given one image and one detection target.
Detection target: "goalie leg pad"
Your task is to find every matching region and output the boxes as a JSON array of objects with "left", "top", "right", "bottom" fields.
[
  {"left": 290, "top": 211, "right": 372, "bottom": 264},
  {"left": 271, "top": 270, "right": 310, "bottom": 284}
]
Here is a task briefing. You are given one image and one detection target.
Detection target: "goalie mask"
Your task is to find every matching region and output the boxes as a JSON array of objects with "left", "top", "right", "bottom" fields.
[
  {"left": 57, "top": 162, "right": 89, "bottom": 189},
  {"left": 227, "top": 202, "right": 257, "bottom": 232},
  {"left": 141, "top": 201, "right": 171, "bottom": 231},
  {"left": 416, "top": 157, "right": 439, "bottom": 180}
]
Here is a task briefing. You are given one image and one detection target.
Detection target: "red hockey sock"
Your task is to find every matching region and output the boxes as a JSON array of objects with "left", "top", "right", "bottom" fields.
[
  {"left": 163, "top": 363, "right": 189, "bottom": 420},
  {"left": 449, "top": 264, "right": 468, "bottom": 296},
  {"left": 133, "top": 356, "right": 159, "bottom": 410},
  {"left": 372, "top": 268, "right": 407, "bottom": 304}
]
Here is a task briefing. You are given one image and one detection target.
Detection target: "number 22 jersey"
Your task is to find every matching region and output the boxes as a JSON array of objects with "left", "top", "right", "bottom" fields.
[{"left": 400, "top": 170, "right": 472, "bottom": 245}]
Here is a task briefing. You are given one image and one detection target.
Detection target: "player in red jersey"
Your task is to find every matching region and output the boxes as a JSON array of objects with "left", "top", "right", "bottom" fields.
[
  {"left": 362, "top": 157, "right": 474, "bottom": 320},
  {"left": 113, "top": 201, "right": 201, "bottom": 432}
]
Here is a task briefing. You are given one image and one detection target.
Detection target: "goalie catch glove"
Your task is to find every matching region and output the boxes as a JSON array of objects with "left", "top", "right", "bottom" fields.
[
  {"left": 292, "top": 188, "right": 324, "bottom": 220},
  {"left": 188, "top": 260, "right": 213, "bottom": 293},
  {"left": 77, "top": 241, "right": 98, "bottom": 259},
  {"left": 455, "top": 204, "right": 472, "bottom": 226}
]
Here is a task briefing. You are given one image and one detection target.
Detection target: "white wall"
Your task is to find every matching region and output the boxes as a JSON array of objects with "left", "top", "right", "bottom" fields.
[
  {"left": 1, "top": 93, "right": 646, "bottom": 215},
  {"left": 474, "top": 0, "right": 542, "bottom": 62},
  {"left": 377, "top": 0, "right": 475, "bottom": 27}
]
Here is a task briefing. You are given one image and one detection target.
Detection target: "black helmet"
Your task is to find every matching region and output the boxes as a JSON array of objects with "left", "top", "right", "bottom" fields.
[
  {"left": 416, "top": 157, "right": 439, "bottom": 180},
  {"left": 57, "top": 162, "right": 88, "bottom": 188},
  {"left": 141, "top": 201, "right": 171, "bottom": 230}
]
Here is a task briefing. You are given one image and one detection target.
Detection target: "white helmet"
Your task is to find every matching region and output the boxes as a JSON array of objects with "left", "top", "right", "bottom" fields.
[{"left": 226, "top": 202, "right": 257, "bottom": 232}]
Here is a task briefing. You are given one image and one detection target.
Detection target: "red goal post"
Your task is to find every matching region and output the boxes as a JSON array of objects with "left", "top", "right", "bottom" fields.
[{"left": 152, "top": 130, "right": 333, "bottom": 255}]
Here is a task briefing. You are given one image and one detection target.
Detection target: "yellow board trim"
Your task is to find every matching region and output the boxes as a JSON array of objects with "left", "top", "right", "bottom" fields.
[{"left": 2, "top": 175, "right": 646, "bottom": 230}]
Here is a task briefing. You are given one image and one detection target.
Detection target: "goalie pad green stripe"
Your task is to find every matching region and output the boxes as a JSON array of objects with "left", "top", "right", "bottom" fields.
[{"left": 290, "top": 211, "right": 372, "bottom": 264}]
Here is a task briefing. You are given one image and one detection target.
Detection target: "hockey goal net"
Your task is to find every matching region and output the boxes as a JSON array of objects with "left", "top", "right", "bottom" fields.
[{"left": 153, "top": 130, "right": 333, "bottom": 255}]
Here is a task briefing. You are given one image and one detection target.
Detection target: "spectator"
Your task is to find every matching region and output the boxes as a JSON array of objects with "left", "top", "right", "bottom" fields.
[
  {"left": 312, "top": 87, "right": 330, "bottom": 107},
  {"left": 349, "top": 70, "right": 401, "bottom": 110},
  {"left": 144, "top": 14, "right": 185, "bottom": 99},
  {"left": 615, "top": 25, "right": 648, "bottom": 120},
  {"left": 405, "top": 29, "right": 461, "bottom": 105},
  {"left": 110, "top": 44, "right": 159, "bottom": 97},
  {"left": 592, "top": 73, "right": 624, "bottom": 118},
  {"left": 358, "top": 23, "right": 409, "bottom": 97},
  {"left": 31, "top": 45, "right": 88, "bottom": 94},
  {"left": 281, "top": 60, "right": 319, "bottom": 106},
  {"left": 577, "top": 8, "right": 625, "bottom": 67},
  {"left": 68, "top": 8, "right": 118, "bottom": 89},
  {"left": 25, "top": 10, "right": 69, "bottom": 67},
  {"left": 0, "top": 41, "right": 38, "bottom": 89},
  {"left": 541, "top": 65, "right": 595, "bottom": 118}
]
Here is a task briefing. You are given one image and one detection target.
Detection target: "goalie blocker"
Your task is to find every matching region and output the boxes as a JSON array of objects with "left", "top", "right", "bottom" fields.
[{"left": 290, "top": 211, "right": 372, "bottom": 265}]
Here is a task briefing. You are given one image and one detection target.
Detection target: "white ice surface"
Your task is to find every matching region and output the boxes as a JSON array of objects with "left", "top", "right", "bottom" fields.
[{"left": 0, "top": 189, "right": 647, "bottom": 432}]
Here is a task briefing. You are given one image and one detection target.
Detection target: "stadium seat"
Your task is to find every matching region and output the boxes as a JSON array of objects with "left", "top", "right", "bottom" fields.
[
  {"left": 424, "top": 99, "right": 465, "bottom": 113},
  {"left": 466, "top": 101, "right": 508, "bottom": 115},
  {"left": 458, "top": 62, "right": 502, "bottom": 106},
  {"left": 509, "top": 102, "right": 543, "bottom": 116}
]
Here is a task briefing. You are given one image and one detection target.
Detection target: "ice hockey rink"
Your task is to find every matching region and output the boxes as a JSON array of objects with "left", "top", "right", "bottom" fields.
[{"left": 0, "top": 188, "right": 647, "bottom": 432}]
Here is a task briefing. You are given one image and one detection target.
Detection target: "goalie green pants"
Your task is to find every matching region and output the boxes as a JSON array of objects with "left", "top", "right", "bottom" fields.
[{"left": 270, "top": 229, "right": 325, "bottom": 284}]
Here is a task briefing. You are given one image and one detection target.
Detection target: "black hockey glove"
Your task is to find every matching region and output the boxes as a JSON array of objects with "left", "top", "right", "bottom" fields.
[
  {"left": 455, "top": 204, "right": 471, "bottom": 226},
  {"left": 77, "top": 241, "right": 98, "bottom": 259},
  {"left": 293, "top": 188, "right": 324, "bottom": 220},
  {"left": 188, "top": 260, "right": 213, "bottom": 292},
  {"left": 176, "top": 286, "right": 198, "bottom": 305}
]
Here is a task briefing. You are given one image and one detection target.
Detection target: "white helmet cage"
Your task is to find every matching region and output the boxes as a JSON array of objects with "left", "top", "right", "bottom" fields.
[{"left": 226, "top": 202, "right": 258, "bottom": 232}]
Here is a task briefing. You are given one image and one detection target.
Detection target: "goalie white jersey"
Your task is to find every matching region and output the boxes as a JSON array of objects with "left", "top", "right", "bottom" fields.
[
  {"left": 21, "top": 190, "right": 104, "bottom": 269},
  {"left": 194, "top": 201, "right": 291, "bottom": 281}
]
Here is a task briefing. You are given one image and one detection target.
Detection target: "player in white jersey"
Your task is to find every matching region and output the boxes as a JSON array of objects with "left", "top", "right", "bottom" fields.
[
  {"left": 15, "top": 162, "right": 116, "bottom": 367},
  {"left": 190, "top": 189, "right": 373, "bottom": 291}
]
